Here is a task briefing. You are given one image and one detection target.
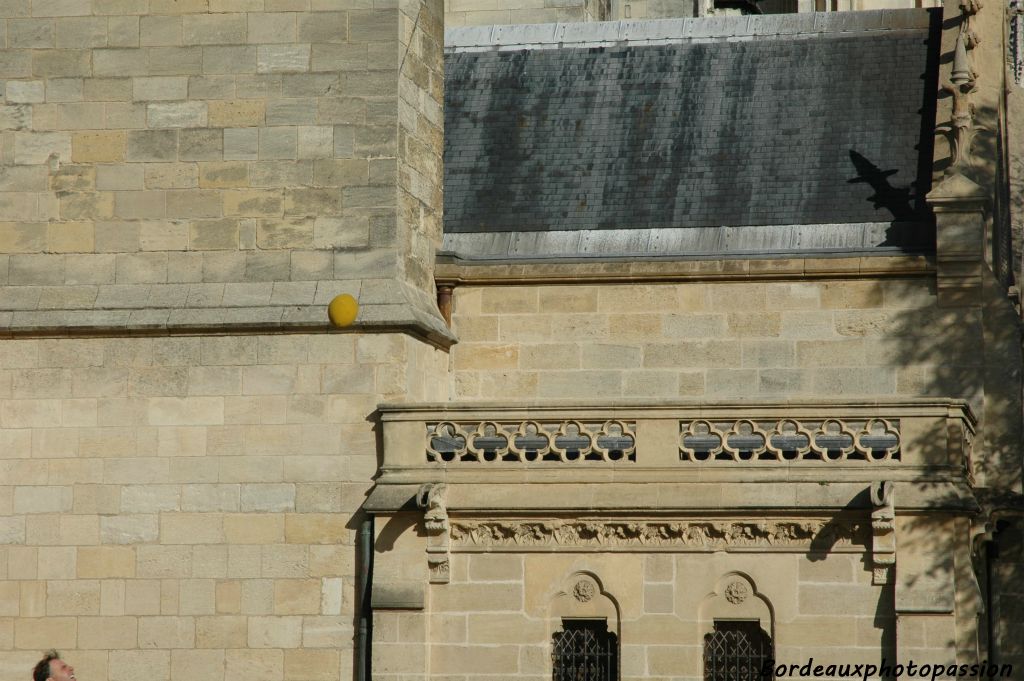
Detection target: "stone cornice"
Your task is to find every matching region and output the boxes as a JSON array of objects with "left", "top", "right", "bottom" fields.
[
  {"left": 434, "top": 254, "right": 935, "bottom": 286},
  {"left": 0, "top": 277, "right": 456, "bottom": 347},
  {"left": 445, "top": 9, "right": 932, "bottom": 53}
]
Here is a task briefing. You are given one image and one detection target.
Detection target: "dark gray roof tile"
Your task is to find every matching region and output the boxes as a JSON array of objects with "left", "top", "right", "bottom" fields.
[{"left": 443, "top": 12, "right": 940, "bottom": 250}]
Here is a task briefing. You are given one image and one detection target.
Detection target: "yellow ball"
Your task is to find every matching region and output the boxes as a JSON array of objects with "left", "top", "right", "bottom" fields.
[{"left": 327, "top": 294, "right": 359, "bottom": 327}]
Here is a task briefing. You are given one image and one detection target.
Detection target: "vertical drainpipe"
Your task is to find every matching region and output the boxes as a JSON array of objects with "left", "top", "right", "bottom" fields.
[
  {"left": 985, "top": 526, "right": 999, "bottom": 664},
  {"left": 357, "top": 516, "right": 373, "bottom": 681},
  {"left": 436, "top": 284, "right": 454, "bottom": 328}
]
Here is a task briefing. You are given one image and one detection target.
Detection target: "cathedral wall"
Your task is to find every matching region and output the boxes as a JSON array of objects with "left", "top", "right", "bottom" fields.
[
  {"left": 0, "top": 1, "right": 396, "bottom": 289},
  {"left": 444, "top": 0, "right": 606, "bottom": 28},
  {"left": 0, "top": 332, "right": 449, "bottom": 681},
  {"left": 450, "top": 278, "right": 975, "bottom": 403},
  {"left": 449, "top": 274, "right": 1021, "bottom": 490},
  {"left": 452, "top": 274, "right": 1019, "bottom": 491},
  {"left": 387, "top": 274, "right": 986, "bottom": 677},
  {"left": 0, "top": 0, "right": 447, "bottom": 339},
  {"left": 373, "top": 550, "right": 893, "bottom": 680}
]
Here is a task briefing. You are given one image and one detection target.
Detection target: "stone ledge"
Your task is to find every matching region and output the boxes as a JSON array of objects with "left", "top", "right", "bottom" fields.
[
  {"left": 435, "top": 254, "right": 935, "bottom": 284},
  {"left": 440, "top": 224, "right": 932, "bottom": 260},
  {"left": 364, "top": 481, "right": 978, "bottom": 514},
  {"left": 0, "top": 278, "right": 456, "bottom": 346},
  {"left": 445, "top": 8, "right": 932, "bottom": 52}
]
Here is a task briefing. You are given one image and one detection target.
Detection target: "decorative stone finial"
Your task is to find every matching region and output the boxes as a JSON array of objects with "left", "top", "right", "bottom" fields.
[
  {"left": 951, "top": 32, "right": 972, "bottom": 85},
  {"left": 938, "top": 0, "right": 982, "bottom": 177}
]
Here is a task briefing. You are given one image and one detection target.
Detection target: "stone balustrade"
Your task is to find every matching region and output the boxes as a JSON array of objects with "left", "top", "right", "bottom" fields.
[
  {"left": 369, "top": 399, "right": 978, "bottom": 514},
  {"left": 381, "top": 399, "right": 973, "bottom": 469}
]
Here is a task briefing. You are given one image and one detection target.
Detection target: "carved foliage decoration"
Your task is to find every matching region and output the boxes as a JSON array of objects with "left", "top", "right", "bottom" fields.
[
  {"left": 679, "top": 418, "right": 900, "bottom": 463},
  {"left": 449, "top": 519, "right": 865, "bottom": 550},
  {"left": 427, "top": 419, "right": 636, "bottom": 463}
]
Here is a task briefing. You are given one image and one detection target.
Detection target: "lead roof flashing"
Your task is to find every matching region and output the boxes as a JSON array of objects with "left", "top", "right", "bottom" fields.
[{"left": 444, "top": 8, "right": 933, "bottom": 53}]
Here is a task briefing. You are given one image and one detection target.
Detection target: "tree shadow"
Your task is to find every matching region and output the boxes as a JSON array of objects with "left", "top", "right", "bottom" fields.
[{"left": 875, "top": 94, "right": 1024, "bottom": 665}]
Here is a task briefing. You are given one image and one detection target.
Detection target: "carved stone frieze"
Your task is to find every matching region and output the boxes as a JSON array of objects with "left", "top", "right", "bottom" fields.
[{"left": 448, "top": 518, "right": 866, "bottom": 551}]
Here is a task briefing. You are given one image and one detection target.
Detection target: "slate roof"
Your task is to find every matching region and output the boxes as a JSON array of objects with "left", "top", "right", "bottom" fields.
[{"left": 442, "top": 10, "right": 940, "bottom": 257}]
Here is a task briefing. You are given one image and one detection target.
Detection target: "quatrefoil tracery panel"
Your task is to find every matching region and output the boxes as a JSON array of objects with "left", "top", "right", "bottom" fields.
[
  {"left": 426, "top": 420, "right": 637, "bottom": 463},
  {"left": 679, "top": 418, "right": 900, "bottom": 463}
]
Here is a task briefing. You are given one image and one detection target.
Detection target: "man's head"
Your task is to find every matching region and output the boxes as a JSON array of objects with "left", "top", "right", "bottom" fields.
[{"left": 32, "top": 651, "right": 75, "bottom": 681}]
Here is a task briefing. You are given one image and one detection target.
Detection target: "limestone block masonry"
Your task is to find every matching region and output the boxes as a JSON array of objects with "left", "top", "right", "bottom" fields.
[
  {"left": 3, "top": 0, "right": 1024, "bottom": 678},
  {"left": 0, "top": 0, "right": 453, "bottom": 679},
  {"left": 0, "top": 333, "right": 448, "bottom": 681},
  {"left": 0, "top": 0, "right": 450, "bottom": 343}
]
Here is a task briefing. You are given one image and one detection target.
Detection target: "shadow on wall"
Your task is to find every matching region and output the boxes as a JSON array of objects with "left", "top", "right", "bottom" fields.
[{"left": 842, "top": 98, "right": 1024, "bottom": 662}]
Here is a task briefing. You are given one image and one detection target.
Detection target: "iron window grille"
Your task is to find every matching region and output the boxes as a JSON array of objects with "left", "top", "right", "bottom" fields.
[
  {"left": 552, "top": 619, "right": 618, "bottom": 681},
  {"left": 704, "top": 620, "right": 774, "bottom": 681}
]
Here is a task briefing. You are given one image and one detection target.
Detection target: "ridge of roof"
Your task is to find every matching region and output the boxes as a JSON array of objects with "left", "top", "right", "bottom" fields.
[{"left": 444, "top": 8, "right": 933, "bottom": 52}]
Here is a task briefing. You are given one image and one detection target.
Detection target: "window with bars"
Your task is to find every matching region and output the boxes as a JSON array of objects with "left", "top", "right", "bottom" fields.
[
  {"left": 552, "top": 619, "right": 618, "bottom": 681},
  {"left": 704, "top": 620, "right": 774, "bottom": 681}
]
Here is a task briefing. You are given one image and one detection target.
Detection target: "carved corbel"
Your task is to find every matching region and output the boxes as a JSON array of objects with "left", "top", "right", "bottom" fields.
[
  {"left": 870, "top": 481, "right": 896, "bottom": 585},
  {"left": 416, "top": 483, "right": 450, "bottom": 584}
]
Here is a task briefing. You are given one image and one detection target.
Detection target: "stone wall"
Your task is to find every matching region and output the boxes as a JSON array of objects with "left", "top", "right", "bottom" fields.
[
  {"left": 0, "top": 0, "right": 453, "bottom": 674},
  {"left": 0, "top": 0, "right": 447, "bottom": 339},
  {"left": 445, "top": 0, "right": 609, "bottom": 28},
  {"left": 373, "top": 544, "right": 893, "bottom": 680},
  {"left": 0, "top": 332, "right": 448, "bottom": 681},
  {"left": 449, "top": 275, "right": 1019, "bottom": 488},
  {"left": 611, "top": 0, "right": 696, "bottom": 18},
  {"left": 450, "top": 279, "right": 953, "bottom": 400}
]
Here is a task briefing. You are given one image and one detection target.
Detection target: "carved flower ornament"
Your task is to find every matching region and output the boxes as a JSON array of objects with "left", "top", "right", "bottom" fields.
[
  {"left": 724, "top": 580, "right": 750, "bottom": 604},
  {"left": 573, "top": 580, "right": 596, "bottom": 603}
]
